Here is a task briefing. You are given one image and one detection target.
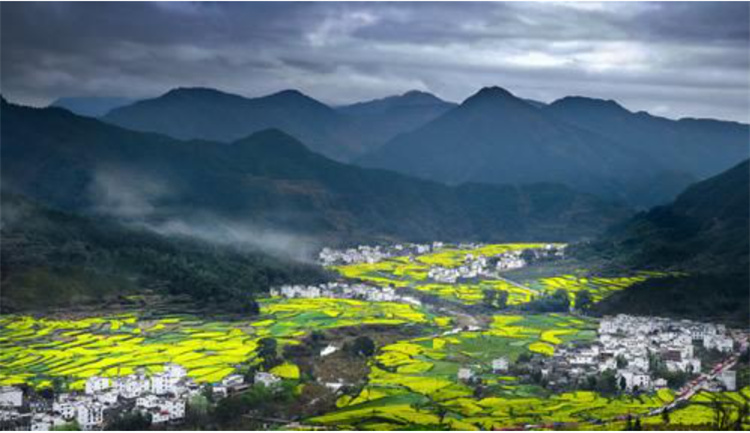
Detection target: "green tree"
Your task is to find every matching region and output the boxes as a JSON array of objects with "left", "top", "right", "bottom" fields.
[
  {"left": 349, "top": 336, "right": 375, "bottom": 358},
  {"left": 258, "top": 338, "right": 279, "bottom": 369},
  {"left": 575, "top": 289, "right": 593, "bottom": 313},
  {"left": 483, "top": 289, "right": 509, "bottom": 309},
  {"left": 106, "top": 412, "right": 152, "bottom": 430}
]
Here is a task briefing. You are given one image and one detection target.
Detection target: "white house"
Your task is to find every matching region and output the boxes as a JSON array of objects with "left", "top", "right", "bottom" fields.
[
  {"left": 85, "top": 377, "right": 110, "bottom": 395},
  {"left": 53, "top": 401, "right": 76, "bottom": 420},
  {"left": 457, "top": 368, "right": 474, "bottom": 381},
  {"left": 221, "top": 374, "right": 244, "bottom": 388},
  {"left": 94, "top": 391, "right": 119, "bottom": 406},
  {"left": 164, "top": 399, "right": 186, "bottom": 420},
  {"left": 618, "top": 369, "right": 651, "bottom": 391},
  {"left": 136, "top": 394, "right": 160, "bottom": 410},
  {"left": 705, "top": 335, "right": 734, "bottom": 353},
  {"left": 115, "top": 373, "right": 151, "bottom": 399},
  {"left": 320, "top": 344, "right": 338, "bottom": 357},
  {"left": 718, "top": 370, "right": 737, "bottom": 391},
  {"left": 150, "top": 409, "right": 171, "bottom": 424},
  {"left": 492, "top": 357, "right": 509, "bottom": 373},
  {"left": 76, "top": 403, "right": 104, "bottom": 430},
  {"left": 0, "top": 387, "right": 23, "bottom": 407},
  {"left": 254, "top": 372, "right": 281, "bottom": 388}
]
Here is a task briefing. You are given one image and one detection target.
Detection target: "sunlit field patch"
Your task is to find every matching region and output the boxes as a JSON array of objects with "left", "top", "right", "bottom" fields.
[
  {"left": 311, "top": 313, "right": 613, "bottom": 430},
  {"left": 328, "top": 243, "right": 671, "bottom": 307},
  {"left": 0, "top": 298, "right": 444, "bottom": 390},
  {"left": 531, "top": 271, "right": 677, "bottom": 306}
]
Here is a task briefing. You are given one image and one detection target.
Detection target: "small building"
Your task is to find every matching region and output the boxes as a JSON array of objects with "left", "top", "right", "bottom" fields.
[
  {"left": 164, "top": 399, "right": 186, "bottom": 420},
  {"left": 704, "top": 335, "right": 734, "bottom": 353},
  {"left": 457, "top": 368, "right": 474, "bottom": 382},
  {"left": 320, "top": 345, "right": 338, "bottom": 357},
  {"left": 0, "top": 387, "right": 23, "bottom": 408},
  {"left": 94, "top": 390, "right": 119, "bottom": 406},
  {"left": 76, "top": 403, "right": 104, "bottom": 430},
  {"left": 85, "top": 377, "right": 110, "bottom": 395},
  {"left": 718, "top": 370, "right": 737, "bottom": 391},
  {"left": 221, "top": 374, "right": 244, "bottom": 388},
  {"left": 618, "top": 369, "right": 651, "bottom": 391},
  {"left": 150, "top": 409, "right": 171, "bottom": 424},
  {"left": 53, "top": 400, "right": 76, "bottom": 420},
  {"left": 254, "top": 372, "right": 281, "bottom": 388},
  {"left": 492, "top": 357, "right": 509, "bottom": 373},
  {"left": 115, "top": 373, "right": 151, "bottom": 399}
]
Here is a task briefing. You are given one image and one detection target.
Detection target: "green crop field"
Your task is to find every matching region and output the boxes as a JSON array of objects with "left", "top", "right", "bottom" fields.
[{"left": 0, "top": 298, "right": 444, "bottom": 391}]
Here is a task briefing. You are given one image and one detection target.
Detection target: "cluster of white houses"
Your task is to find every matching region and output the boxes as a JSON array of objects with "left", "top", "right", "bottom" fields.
[
  {"left": 0, "top": 363, "right": 290, "bottom": 431},
  {"left": 319, "top": 243, "right": 565, "bottom": 271},
  {"left": 271, "top": 282, "right": 421, "bottom": 305},
  {"left": 1, "top": 364, "right": 197, "bottom": 430},
  {"left": 427, "top": 246, "right": 565, "bottom": 283},
  {"left": 318, "top": 243, "right": 441, "bottom": 266},
  {"left": 547, "top": 315, "right": 739, "bottom": 392},
  {"left": 0, "top": 364, "right": 287, "bottom": 431},
  {"left": 451, "top": 315, "right": 741, "bottom": 396}
]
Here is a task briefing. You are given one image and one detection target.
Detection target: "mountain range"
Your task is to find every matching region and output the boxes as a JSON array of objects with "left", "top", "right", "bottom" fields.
[
  {"left": 103, "top": 88, "right": 458, "bottom": 162},
  {"left": 94, "top": 86, "right": 748, "bottom": 207},
  {"left": 1, "top": 99, "right": 629, "bottom": 247},
  {"left": 360, "top": 87, "right": 748, "bottom": 207}
]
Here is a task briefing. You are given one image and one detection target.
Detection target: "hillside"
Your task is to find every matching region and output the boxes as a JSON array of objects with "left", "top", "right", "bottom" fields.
[
  {"left": 337, "top": 90, "right": 457, "bottom": 149},
  {"left": 544, "top": 96, "right": 748, "bottom": 199},
  {"left": 582, "top": 160, "right": 750, "bottom": 324},
  {"left": 0, "top": 193, "right": 326, "bottom": 312},
  {"left": 359, "top": 87, "right": 748, "bottom": 207},
  {"left": 1, "top": 99, "right": 630, "bottom": 246},
  {"left": 51, "top": 96, "right": 135, "bottom": 117}
]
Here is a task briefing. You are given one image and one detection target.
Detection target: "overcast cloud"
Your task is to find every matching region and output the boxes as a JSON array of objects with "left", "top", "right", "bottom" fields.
[{"left": 1, "top": 2, "right": 748, "bottom": 122}]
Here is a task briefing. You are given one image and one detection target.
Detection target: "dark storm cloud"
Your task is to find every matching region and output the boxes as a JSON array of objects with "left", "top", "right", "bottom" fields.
[{"left": 1, "top": 2, "right": 748, "bottom": 122}]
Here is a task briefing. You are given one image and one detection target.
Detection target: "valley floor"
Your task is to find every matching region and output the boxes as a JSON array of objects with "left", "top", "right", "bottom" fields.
[{"left": 1, "top": 243, "right": 748, "bottom": 430}]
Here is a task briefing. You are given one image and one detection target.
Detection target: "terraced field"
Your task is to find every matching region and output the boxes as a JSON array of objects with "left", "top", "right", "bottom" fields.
[
  {"left": 640, "top": 387, "right": 750, "bottom": 429},
  {"left": 309, "top": 310, "right": 749, "bottom": 430},
  {"left": 330, "top": 243, "right": 674, "bottom": 306},
  {"left": 0, "top": 298, "right": 444, "bottom": 391}
]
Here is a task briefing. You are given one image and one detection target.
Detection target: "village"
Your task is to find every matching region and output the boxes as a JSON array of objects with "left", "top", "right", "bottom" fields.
[
  {"left": 271, "top": 282, "right": 421, "bottom": 305},
  {"left": 454, "top": 314, "right": 744, "bottom": 398},
  {"left": 0, "top": 364, "right": 292, "bottom": 430},
  {"left": 426, "top": 246, "right": 564, "bottom": 283},
  {"left": 319, "top": 242, "right": 566, "bottom": 284},
  {"left": 318, "top": 243, "right": 441, "bottom": 266}
]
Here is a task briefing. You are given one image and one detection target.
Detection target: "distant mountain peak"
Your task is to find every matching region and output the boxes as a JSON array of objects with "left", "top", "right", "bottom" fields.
[
  {"left": 550, "top": 95, "right": 628, "bottom": 113},
  {"left": 477, "top": 85, "right": 514, "bottom": 96},
  {"left": 462, "top": 86, "right": 520, "bottom": 105},
  {"left": 264, "top": 89, "right": 315, "bottom": 101},
  {"left": 399, "top": 90, "right": 443, "bottom": 103},
  {"left": 158, "top": 87, "right": 241, "bottom": 103},
  {"left": 402, "top": 89, "right": 431, "bottom": 97}
]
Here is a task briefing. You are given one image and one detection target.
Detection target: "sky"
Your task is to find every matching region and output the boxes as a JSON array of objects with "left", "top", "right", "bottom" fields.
[{"left": 1, "top": 2, "right": 749, "bottom": 122}]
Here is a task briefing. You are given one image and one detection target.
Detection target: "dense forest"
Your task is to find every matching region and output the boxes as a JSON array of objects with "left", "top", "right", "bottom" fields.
[{"left": 0, "top": 193, "right": 327, "bottom": 312}]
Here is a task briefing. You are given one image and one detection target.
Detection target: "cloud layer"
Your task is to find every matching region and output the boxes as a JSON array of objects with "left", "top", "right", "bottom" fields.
[{"left": 1, "top": 2, "right": 748, "bottom": 121}]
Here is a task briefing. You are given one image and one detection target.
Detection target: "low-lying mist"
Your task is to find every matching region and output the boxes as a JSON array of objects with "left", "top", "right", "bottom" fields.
[{"left": 88, "top": 167, "right": 320, "bottom": 263}]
